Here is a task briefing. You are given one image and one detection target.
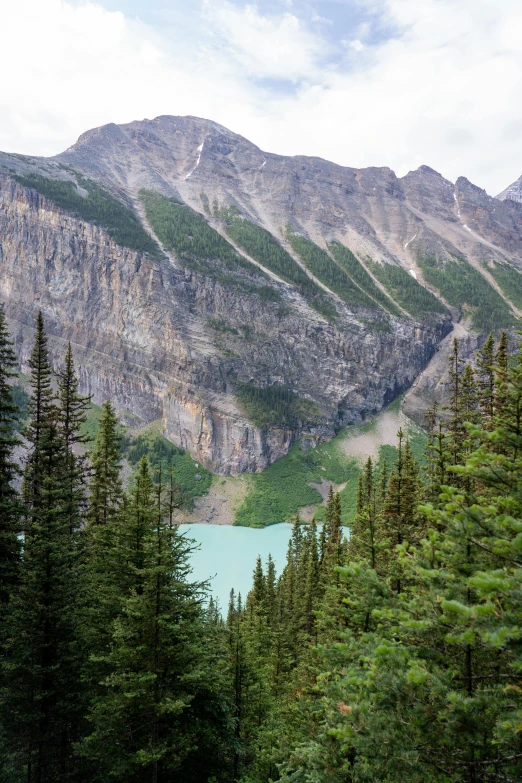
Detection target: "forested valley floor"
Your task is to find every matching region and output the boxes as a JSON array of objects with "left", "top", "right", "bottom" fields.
[{"left": 0, "top": 306, "right": 521, "bottom": 782}]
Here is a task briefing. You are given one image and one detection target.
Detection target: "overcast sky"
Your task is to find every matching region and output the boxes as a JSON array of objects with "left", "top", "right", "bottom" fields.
[{"left": 0, "top": 0, "right": 521, "bottom": 194}]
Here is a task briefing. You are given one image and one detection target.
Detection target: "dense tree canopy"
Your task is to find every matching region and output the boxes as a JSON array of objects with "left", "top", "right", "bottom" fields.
[{"left": 0, "top": 314, "right": 521, "bottom": 782}]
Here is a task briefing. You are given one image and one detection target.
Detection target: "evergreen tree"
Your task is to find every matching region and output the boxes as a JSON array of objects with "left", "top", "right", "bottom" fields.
[
  {"left": 476, "top": 332, "right": 495, "bottom": 426},
  {"left": 56, "top": 344, "right": 90, "bottom": 533},
  {"left": 87, "top": 400, "right": 122, "bottom": 527},
  {"left": 348, "top": 456, "right": 383, "bottom": 571},
  {"left": 0, "top": 305, "right": 21, "bottom": 607},
  {"left": 3, "top": 314, "right": 84, "bottom": 781},
  {"left": 82, "top": 457, "right": 233, "bottom": 782}
]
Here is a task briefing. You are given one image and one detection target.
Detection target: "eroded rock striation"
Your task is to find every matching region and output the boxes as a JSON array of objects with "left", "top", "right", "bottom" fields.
[{"left": 1, "top": 116, "right": 521, "bottom": 472}]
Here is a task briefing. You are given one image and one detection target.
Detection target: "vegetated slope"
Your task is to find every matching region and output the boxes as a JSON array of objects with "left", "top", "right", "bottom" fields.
[
  {"left": 13, "top": 172, "right": 161, "bottom": 257},
  {"left": 327, "top": 242, "right": 403, "bottom": 316},
  {"left": 482, "top": 260, "right": 522, "bottom": 310},
  {"left": 1, "top": 114, "right": 521, "bottom": 474},
  {"left": 287, "top": 231, "right": 379, "bottom": 310},
  {"left": 234, "top": 382, "right": 323, "bottom": 429},
  {"left": 417, "top": 254, "right": 517, "bottom": 331},
  {"left": 224, "top": 219, "right": 336, "bottom": 319},
  {"left": 366, "top": 259, "right": 448, "bottom": 317},
  {"left": 234, "top": 401, "right": 426, "bottom": 527}
]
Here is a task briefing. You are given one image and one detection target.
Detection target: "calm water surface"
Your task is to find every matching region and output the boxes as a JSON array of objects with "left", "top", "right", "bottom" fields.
[
  {"left": 178, "top": 523, "right": 348, "bottom": 611},
  {"left": 178, "top": 523, "right": 294, "bottom": 611}
]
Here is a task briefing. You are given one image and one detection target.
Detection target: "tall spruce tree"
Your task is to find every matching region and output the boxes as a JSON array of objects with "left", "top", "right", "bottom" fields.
[
  {"left": 0, "top": 305, "right": 21, "bottom": 607},
  {"left": 82, "top": 457, "right": 234, "bottom": 782},
  {"left": 3, "top": 314, "right": 84, "bottom": 781},
  {"left": 56, "top": 344, "right": 90, "bottom": 533},
  {"left": 87, "top": 400, "right": 122, "bottom": 527}
]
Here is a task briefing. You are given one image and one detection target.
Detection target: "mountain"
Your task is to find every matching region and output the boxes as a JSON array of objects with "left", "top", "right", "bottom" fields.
[
  {"left": 497, "top": 174, "right": 522, "bottom": 204},
  {"left": 1, "top": 115, "right": 521, "bottom": 473}
]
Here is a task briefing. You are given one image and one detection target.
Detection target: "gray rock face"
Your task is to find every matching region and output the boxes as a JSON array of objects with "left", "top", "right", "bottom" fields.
[
  {"left": 497, "top": 174, "right": 522, "bottom": 204},
  {"left": 1, "top": 115, "right": 521, "bottom": 473}
]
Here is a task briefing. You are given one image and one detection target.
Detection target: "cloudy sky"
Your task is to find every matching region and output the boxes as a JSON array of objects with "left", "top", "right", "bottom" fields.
[{"left": 0, "top": 0, "right": 521, "bottom": 194}]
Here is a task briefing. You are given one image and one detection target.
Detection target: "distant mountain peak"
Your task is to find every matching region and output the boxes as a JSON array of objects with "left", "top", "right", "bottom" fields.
[{"left": 496, "top": 174, "right": 522, "bottom": 204}]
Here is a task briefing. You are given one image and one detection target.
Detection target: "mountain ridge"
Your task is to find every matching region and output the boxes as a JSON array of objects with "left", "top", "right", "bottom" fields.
[{"left": 1, "top": 115, "right": 521, "bottom": 473}]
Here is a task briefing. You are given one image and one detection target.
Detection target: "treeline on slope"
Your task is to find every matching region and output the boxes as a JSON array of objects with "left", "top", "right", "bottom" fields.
[
  {"left": 287, "top": 230, "right": 382, "bottom": 311},
  {"left": 141, "top": 189, "right": 272, "bottom": 289},
  {"left": 224, "top": 219, "right": 337, "bottom": 320},
  {"left": 418, "top": 253, "right": 517, "bottom": 331},
  {"left": 235, "top": 382, "right": 322, "bottom": 430},
  {"left": 2, "top": 301, "right": 522, "bottom": 782},
  {"left": 121, "top": 430, "right": 212, "bottom": 502},
  {"left": 12, "top": 172, "right": 162, "bottom": 257},
  {"left": 328, "top": 241, "right": 403, "bottom": 316},
  {"left": 366, "top": 257, "right": 448, "bottom": 317},
  {"left": 484, "top": 259, "right": 522, "bottom": 311},
  {"left": 223, "top": 328, "right": 522, "bottom": 782}
]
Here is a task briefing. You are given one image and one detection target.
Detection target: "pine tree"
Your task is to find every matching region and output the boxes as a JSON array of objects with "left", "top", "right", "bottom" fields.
[
  {"left": 494, "top": 330, "right": 509, "bottom": 423},
  {"left": 23, "top": 311, "right": 56, "bottom": 507},
  {"left": 3, "top": 314, "right": 84, "bottom": 781},
  {"left": 348, "top": 456, "right": 383, "bottom": 571},
  {"left": 82, "top": 457, "right": 233, "bottom": 782},
  {"left": 56, "top": 343, "right": 90, "bottom": 534},
  {"left": 0, "top": 305, "right": 21, "bottom": 607},
  {"left": 87, "top": 400, "right": 122, "bottom": 527},
  {"left": 383, "top": 430, "right": 421, "bottom": 593},
  {"left": 476, "top": 332, "right": 496, "bottom": 427}
]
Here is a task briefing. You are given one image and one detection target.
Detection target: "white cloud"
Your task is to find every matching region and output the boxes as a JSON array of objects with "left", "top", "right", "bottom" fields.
[
  {"left": 0, "top": 0, "right": 521, "bottom": 194},
  {"left": 203, "top": 2, "right": 326, "bottom": 81}
]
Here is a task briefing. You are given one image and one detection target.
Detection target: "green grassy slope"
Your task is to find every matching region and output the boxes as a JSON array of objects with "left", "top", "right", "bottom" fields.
[{"left": 234, "top": 405, "right": 427, "bottom": 528}]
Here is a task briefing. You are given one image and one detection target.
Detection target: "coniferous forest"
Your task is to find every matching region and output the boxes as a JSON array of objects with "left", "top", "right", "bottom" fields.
[{"left": 1, "top": 304, "right": 522, "bottom": 782}]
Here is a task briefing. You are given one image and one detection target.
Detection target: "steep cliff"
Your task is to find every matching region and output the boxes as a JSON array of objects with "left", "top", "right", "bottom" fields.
[{"left": 1, "top": 115, "right": 521, "bottom": 473}]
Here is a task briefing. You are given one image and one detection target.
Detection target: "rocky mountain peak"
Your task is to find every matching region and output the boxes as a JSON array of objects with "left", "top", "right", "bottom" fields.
[
  {"left": 496, "top": 173, "right": 522, "bottom": 204},
  {"left": 1, "top": 115, "right": 522, "bottom": 473}
]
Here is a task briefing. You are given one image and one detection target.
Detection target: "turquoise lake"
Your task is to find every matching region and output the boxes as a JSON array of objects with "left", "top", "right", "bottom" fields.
[
  {"left": 178, "top": 523, "right": 349, "bottom": 611},
  {"left": 178, "top": 523, "right": 294, "bottom": 610}
]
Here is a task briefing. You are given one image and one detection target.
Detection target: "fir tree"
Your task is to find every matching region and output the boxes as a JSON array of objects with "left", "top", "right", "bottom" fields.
[
  {"left": 56, "top": 344, "right": 90, "bottom": 534},
  {"left": 476, "top": 332, "right": 495, "bottom": 426},
  {"left": 82, "top": 457, "right": 233, "bottom": 782},
  {"left": 3, "top": 314, "right": 84, "bottom": 781},
  {"left": 87, "top": 400, "right": 122, "bottom": 527},
  {"left": 0, "top": 305, "right": 21, "bottom": 607}
]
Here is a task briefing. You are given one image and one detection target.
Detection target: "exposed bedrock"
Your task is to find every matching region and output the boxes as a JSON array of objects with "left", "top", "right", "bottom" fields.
[{"left": 0, "top": 175, "right": 450, "bottom": 473}]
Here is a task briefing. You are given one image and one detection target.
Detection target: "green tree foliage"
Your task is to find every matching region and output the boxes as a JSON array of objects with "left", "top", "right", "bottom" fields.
[
  {"left": 13, "top": 173, "right": 161, "bottom": 257},
  {"left": 0, "top": 315, "right": 237, "bottom": 782},
  {"left": 418, "top": 254, "right": 516, "bottom": 331},
  {"left": 81, "top": 457, "right": 233, "bottom": 781},
  {"left": 0, "top": 305, "right": 21, "bottom": 607},
  {"left": 224, "top": 219, "right": 336, "bottom": 319},
  {"left": 273, "top": 335, "right": 522, "bottom": 783},
  {"left": 366, "top": 258, "right": 448, "bottom": 317},
  {"left": 235, "top": 382, "right": 322, "bottom": 429},
  {"left": 2, "top": 309, "right": 522, "bottom": 783},
  {"left": 2, "top": 313, "right": 87, "bottom": 781},
  {"left": 141, "top": 190, "right": 261, "bottom": 277},
  {"left": 483, "top": 259, "right": 522, "bottom": 310},
  {"left": 287, "top": 231, "right": 380, "bottom": 310},
  {"left": 87, "top": 400, "right": 123, "bottom": 527},
  {"left": 328, "top": 242, "right": 403, "bottom": 316}
]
